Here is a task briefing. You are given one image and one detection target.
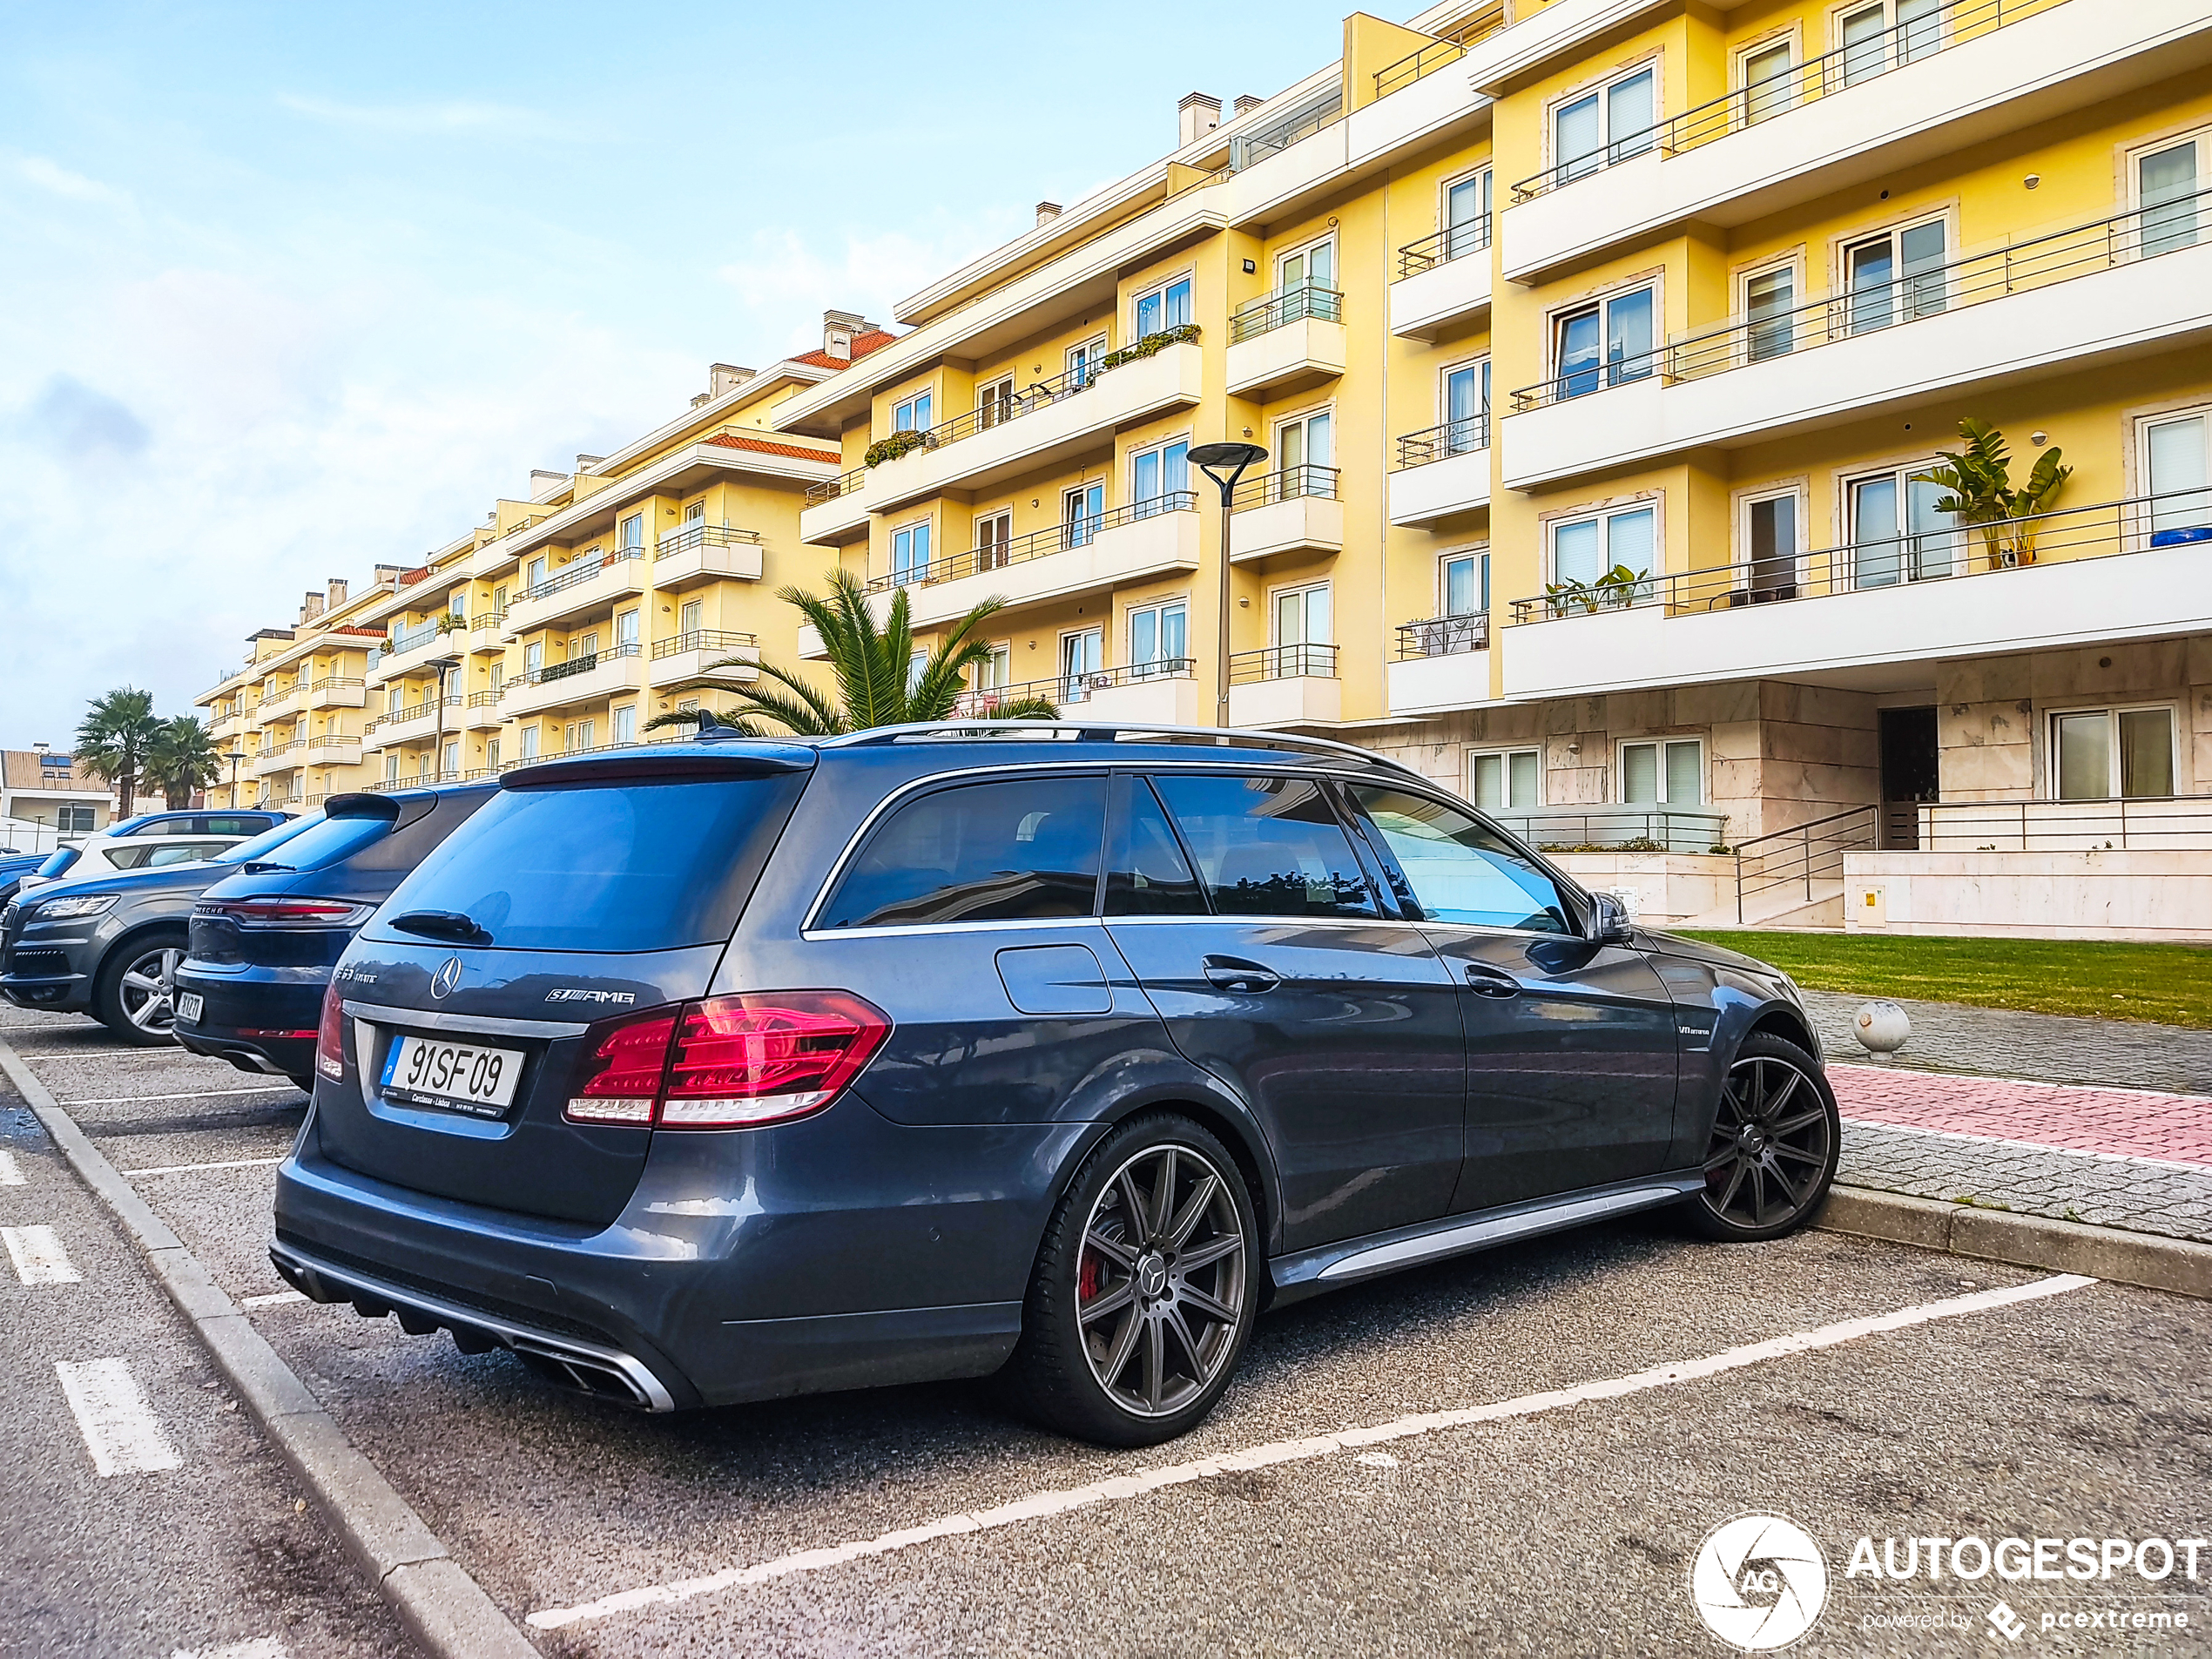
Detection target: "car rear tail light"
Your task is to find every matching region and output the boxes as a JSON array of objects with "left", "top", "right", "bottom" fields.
[
  {"left": 315, "top": 981, "right": 346, "bottom": 1081},
  {"left": 562, "top": 992, "right": 889, "bottom": 1130},
  {"left": 199, "top": 896, "right": 371, "bottom": 927}
]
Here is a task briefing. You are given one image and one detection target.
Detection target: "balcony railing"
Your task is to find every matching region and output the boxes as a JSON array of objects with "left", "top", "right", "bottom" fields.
[
  {"left": 467, "top": 689, "right": 501, "bottom": 708},
  {"left": 1230, "top": 285, "right": 1343, "bottom": 343},
  {"left": 1395, "top": 415, "right": 1489, "bottom": 469},
  {"left": 1372, "top": 2, "right": 1507, "bottom": 98},
  {"left": 521, "top": 641, "right": 643, "bottom": 687},
  {"left": 367, "top": 696, "right": 462, "bottom": 732},
  {"left": 1231, "top": 465, "right": 1339, "bottom": 511},
  {"left": 1491, "top": 807, "right": 1730, "bottom": 855},
  {"left": 1919, "top": 794, "right": 2212, "bottom": 853},
  {"left": 1505, "top": 490, "right": 2210, "bottom": 626},
  {"left": 650, "top": 629, "right": 757, "bottom": 660},
  {"left": 949, "top": 673, "right": 1063, "bottom": 718},
  {"left": 864, "top": 492, "right": 1197, "bottom": 594},
  {"left": 306, "top": 676, "right": 363, "bottom": 694},
  {"left": 521, "top": 547, "right": 644, "bottom": 604},
  {"left": 1510, "top": 0, "right": 2065, "bottom": 201},
  {"left": 656, "top": 523, "right": 763, "bottom": 557},
  {"left": 386, "top": 618, "right": 442, "bottom": 655},
  {"left": 1062, "top": 658, "right": 1197, "bottom": 705},
  {"left": 1227, "top": 90, "right": 1343, "bottom": 173},
  {"left": 806, "top": 465, "right": 871, "bottom": 506},
  {"left": 1395, "top": 614, "right": 1489, "bottom": 658},
  {"left": 1509, "top": 183, "right": 2212, "bottom": 412},
  {"left": 469, "top": 610, "right": 506, "bottom": 632},
  {"left": 1397, "top": 216, "right": 1492, "bottom": 279},
  {"left": 1230, "top": 644, "right": 1339, "bottom": 684}
]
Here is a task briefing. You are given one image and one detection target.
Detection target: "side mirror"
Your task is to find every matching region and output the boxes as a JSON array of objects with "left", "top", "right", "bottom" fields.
[{"left": 1589, "top": 891, "right": 1633, "bottom": 943}]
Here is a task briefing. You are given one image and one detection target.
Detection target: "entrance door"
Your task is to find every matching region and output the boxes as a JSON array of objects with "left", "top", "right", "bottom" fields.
[
  {"left": 1878, "top": 707, "right": 1939, "bottom": 849},
  {"left": 1060, "top": 627, "right": 1103, "bottom": 703}
]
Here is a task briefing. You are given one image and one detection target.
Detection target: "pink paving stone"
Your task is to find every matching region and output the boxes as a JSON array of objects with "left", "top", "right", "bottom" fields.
[{"left": 1829, "top": 1063, "right": 2212, "bottom": 1168}]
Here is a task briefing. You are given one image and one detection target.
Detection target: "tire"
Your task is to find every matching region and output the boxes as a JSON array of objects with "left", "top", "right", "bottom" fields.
[
  {"left": 1002, "top": 1115, "right": 1260, "bottom": 1447},
  {"left": 92, "top": 927, "right": 187, "bottom": 1047},
  {"left": 1684, "top": 1033, "right": 1840, "bottom": 1242}
]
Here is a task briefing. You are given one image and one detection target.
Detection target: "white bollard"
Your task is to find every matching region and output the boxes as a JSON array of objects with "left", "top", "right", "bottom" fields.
[{"left": 1852, "top": 1000, "right": 1911, "bottom": 1062}]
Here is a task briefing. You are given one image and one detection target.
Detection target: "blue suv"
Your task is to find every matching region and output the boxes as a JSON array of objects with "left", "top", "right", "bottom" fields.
[{"left": 271, "top": 725, "right": 1837, "bottom": 1446}]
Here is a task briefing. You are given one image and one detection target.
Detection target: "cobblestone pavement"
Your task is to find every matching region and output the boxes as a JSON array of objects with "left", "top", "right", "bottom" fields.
[{"left": 1798, "top": 988, "right": 2212, "bottom": 1095}]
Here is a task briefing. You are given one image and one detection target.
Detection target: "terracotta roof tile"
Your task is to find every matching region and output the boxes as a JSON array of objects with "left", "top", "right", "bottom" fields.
[
  {"left": 788, "top": 329, "right": 898, "bottom": 372},
  {"left": 703, "top": 432, "right": 841, "bottom": 465}
]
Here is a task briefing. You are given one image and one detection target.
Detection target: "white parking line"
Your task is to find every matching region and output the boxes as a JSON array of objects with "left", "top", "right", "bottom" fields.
[
  {"left": 1843, "top": 1115, "right": 2212, "bottom": 1175},
  {"left": 55, "top": 1358, "right": 182, "bottom": 1475},
  {"left": 239, "top": 1291, "right": 307, "bottom": 1309},
  {"left": 526, "top": 1272, "right": 2096, "bottom": 1632},
  {"left": 124, "top": 1157, "right": 287, "bottom": 1178},
  {"left": 3, "top": 1224, "right": 82, "bottom": 1285},
  {"left": 60, "top": 1085, "right": 300, "bottom": 1106},
  {"left": 0, "top": 1150, "right": 24, "bottom": 1185},
  {"left": 170, "top": 1637, "right": 287, "bottom": 1659}
]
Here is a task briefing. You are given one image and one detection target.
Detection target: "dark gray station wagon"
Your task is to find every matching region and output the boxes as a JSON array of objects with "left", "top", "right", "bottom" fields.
[{"left": 272, "top": 725, "right": 1838, "bottom": 1446}]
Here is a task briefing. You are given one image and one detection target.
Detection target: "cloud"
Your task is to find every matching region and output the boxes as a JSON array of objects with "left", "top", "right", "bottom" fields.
[
  {"left": 12, "top": 375, "right": 152, "bottom": 462},
  {"left": 275, "top": 94, "right": 565, "bottom": 139},
  {"left": 17, "top": 156, "right": 132, "bottom": 209},
  {"left": 714, "top": 217, "right": 1026, "bottom": 352}
]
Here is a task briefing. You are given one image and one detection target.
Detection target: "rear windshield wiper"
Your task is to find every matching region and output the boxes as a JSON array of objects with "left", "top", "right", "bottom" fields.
[
  {"left": 388, "top": 908, "right": 491, "bottom": 945},
  {"left": 240, "top": 860, "right": 295, "bottom": 873}
]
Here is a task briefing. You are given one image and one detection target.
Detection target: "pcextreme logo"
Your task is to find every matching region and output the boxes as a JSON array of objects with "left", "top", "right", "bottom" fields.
[{"left": 1691, "top": 1514, "right": 1830, "bottom": 1651}]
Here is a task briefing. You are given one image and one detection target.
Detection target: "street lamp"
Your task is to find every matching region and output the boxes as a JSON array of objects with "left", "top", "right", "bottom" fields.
[
  {"left": 425, "top": 655, "right": 462, "bottom": 782},
  {"left": 1188, "top": 441, "right": 1268, "bottom": 729}
]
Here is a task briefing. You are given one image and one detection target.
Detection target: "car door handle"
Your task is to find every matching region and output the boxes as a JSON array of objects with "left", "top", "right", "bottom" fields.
[
  {"left": 1204, "top": 958, "right": 1281, "bottom": 994},
  {"left": 1463, "top": 963, "right": 1522, "bottom": 998}
]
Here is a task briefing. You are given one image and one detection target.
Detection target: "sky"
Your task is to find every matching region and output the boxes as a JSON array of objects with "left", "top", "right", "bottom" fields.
[{"left": 0, "top": 0, "right": 1359, "bottom": 745}]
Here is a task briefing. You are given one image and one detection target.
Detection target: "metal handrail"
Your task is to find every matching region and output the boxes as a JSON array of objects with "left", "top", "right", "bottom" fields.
[
  {"left": 1395, "top": 614, "right": 1489, "bottom": 658},
  {"left": 1229, "top": 92, "right": 1343, "bottom": 172},
  {"left": 1511, "top": 0, "right": 2062, "bottom": 202},
  {"left": 1510, "top": 179, "right": 2212, "bottom": 412},
  {"left": 1231, "top": 465, "right": 1339, "bottom": 511},
  {"left": 1230, "top": 644, "right": 1339, "bottom": 684},
  {"left": 1395, "top": 415, "right": 1489, "bottom": 469},
  {"left": 1397, "top": 216, "right": 1492, "bottom": 278},
  {"left": 366, "top": 696, "right": 462, "bottom": 732},
  {"left": 521, "top": 641, "right": 643, "bottom": 687},
  {"left": 1733, "top": 804, "right": 1879, "bottom": 921},
  {"left": 466, "top": 689, "right": 501, "bottom": 708},
  {"left": 1505, "top": 489, "right": 2211, "bottom": 626},
  {"left": 469, "top": 610, "right": 506, "bottom": 631},
  {"left": 1918, "top": 794, "right": 2212, "bottom": 852},
  {"left": 1492, "top": 807, "right": 1728, "bottom": 854},
  {"left": 950, "top": 673, "right": 1064, "bottom": 717},
  {"left": 865, "top": 493, "right": 1197, "bottom": 594},
  {"left": 656, "top": 522, "right": 763, "bottom": 556},
  {"left": 1372, "top": 3, "right": 1507, "bottom": 99},
  {"left": 518, "top": 547, "right": 645, "bottom": 604},
  {"left": 806, "top": 465, "right": 871, "bottom": 506},
  {"left": 1230, "top": 285, "right": 1343, "bottom": 343},
  {"left": 386, "top": 619, "right": 442, "bottom": 655},
  {"left": 304, "top": 676, "right": 364, "bottom": 692},
  {"left": 650, "top": 629, "right": 757, "bottom": 660}
]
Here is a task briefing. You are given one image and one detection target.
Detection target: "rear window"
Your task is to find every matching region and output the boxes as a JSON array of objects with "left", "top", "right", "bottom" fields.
[
  {"left": 35, "top": 848, "right": 80, "bottom": 879},
  {"left": 374, "top": 777, "right": 802, "bottom": 952},
  {"left": 819, "top": 775, "right": 1106, "bottom": 928},
  {"left": 211, "top": 813, "right": 327, "bottom": 867},
  {"left": 221, "top": 812, "right": 391, "bottom": 873}
]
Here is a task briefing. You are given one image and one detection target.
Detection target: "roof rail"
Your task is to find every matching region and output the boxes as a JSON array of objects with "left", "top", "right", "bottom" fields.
[{"left": 817, "top": 719, "right": 1422, "bottom": 777}]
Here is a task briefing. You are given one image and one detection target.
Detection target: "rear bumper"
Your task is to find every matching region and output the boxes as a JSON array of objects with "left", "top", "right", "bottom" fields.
[{"left": 173, "top": 966, "right": 321, "bottom": 1081}]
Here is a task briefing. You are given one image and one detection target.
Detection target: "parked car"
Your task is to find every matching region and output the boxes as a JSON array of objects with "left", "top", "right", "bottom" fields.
[
  {"left": 0, "top": 852, "right": 44, "bottom": 905},
  {"left": 15, "top": 809, "right": 291, "bottom": 895},
  {"left": 175, "top": 784, "right": 497, "bottom": 1090},
  {"left": 271, "top": 725, "right": 1838, "bottom": 1446},
  {"left": 0, "top": 813, "right": 326, "bottom": 1042}
]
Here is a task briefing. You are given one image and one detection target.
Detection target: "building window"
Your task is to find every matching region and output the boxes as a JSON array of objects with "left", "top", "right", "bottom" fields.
[
  {"left": 1272, "top": 582, "right": 1332, "bottom": 678},
  {"left": 1838, "top": 0, "right": 1945, "bottom": 85},
  {"left": 2134, "top": 132, "right": 2205, "bottom": 257},
  {"left": 1737, "top": 36, "right": 1795, "bottom": 124},
  {"left": 1468, "top": 748, "right": 1541, "bottom": 813},
  {"left": 572, "top": 631, "right": 599, "bottom": 663},
  {"left": 1743, "top": 264, "right": 1796, "bottom": 361},
  {"left": 2142, "top": 408, "right": 2212, "bottom": 538},
  {"left": 974, "top": 510, "right": 1013, "bottom": 572},
  {"left": 612, "top": 705, "right": 637, "bottom": 745},
  {"left": 519, "top": 725, "right": 539, "bottom": 760},
  {"left": 1275, "top": 235, "right": 1335, "bottom": 296},
  {"left": 893, "top": 388, "right": 933, "bottom": 432},
  {"left": 1621, "top": 738, "right": 1703, "bottom": 806},
  {"left": 384, "top": 752, "right": 400, "bottom": 782},
  {"left": 486, "top": 737, "right": 501, "bottom": 769},
  {"left": 1063, "top": 482, "right": 1104, "bottom": 549},
  {"left": 2052, "top": 707, "right": 2176, "bottom": 801},
  {"left": 1550, "top": 504, "right": 1656, "bottom": 591},
  {"left": 1442, "top": 550, "right": 1488, "bottom": 617},
  {"left": 563, "top": 719, "right": 595, "bottom": 754},
  {"left": 1065, "top": 335, "right": 1109, "bottom": 388},
  {"left": 619, "top": 513, "right": 644, "bottom": 550},
  {"left": 975, "top": 644, "right": 1012, "bottom": 691},
  {"left": 1128, "top": 600, "right": 1187, "bottom": 674},
  {"left": 1844, "top": 466, "right": 1959, "bottom": 587},
  {"left": 448, "top": 590, "right": 465, "bottom": 617},
  {"left": 525, "top": 556, "right": 546, "bottom": 590},
  {"left": 1442, "top": 169, "right": 1491, "bottom": 260},
  {"left": 1740, "top": 489, "right": 1802, "bottom": 598},
  {"left": 1442, "top": 361, "right": 1487, "bottom": 453},
  {"left": 523, "top": 640, "right": 543, "bottom": 677},
  {"left": 1554, "top": 286, "right": 1655, "bottom": 397},
  {"left": 1131, "top": 438, "right": 1190, "bottom": 511},
  {"left": 678, "top": 597, "right": 703, "bottom": 634},
  {"left": 489, "top": 660, "right": 503, "bottom": 694},
  {"left": 906, "top": 650, "right": 927, "bottom": 695},
  {"left": 1133, "top": 275, "right": 1192, "bottom": 341},
  {"left": 1059, "top": 628, "right": 1103, "bottom": 701},
  {"left": 977, "top": 376, "right": 1015, "bottom": 428},
  {"left": 57, "top": 804, "right": 95, "bottom": 833},
  {"left": 1843, "top": 216, "right": 1947, "bottom": 334},
  {"left": 892, "top": 519, "right": 932, "bottom": 581},
  {"left": 1554, "top": 64, "right": 1655, "bottom": 183},
  {"left": 616, "top": 609, "right": 638, "bottom": 650},
  {"left": 1274, "top": 411, "right": 1332, "bottom": 496},
  {"left": 442, "top": 740, "right": 459, "bottom": 776}
]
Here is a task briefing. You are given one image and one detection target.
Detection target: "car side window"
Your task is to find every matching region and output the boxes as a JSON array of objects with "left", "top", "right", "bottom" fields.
[
  {"left": 1346, "top": 785, "right": 1577, "bottom": 935},
  {"left": 1150, "top": 772, "right": 1379, "bottom": 920},
  {"left": 1103, "top": 774, "right": 1206, "bottom": 916},
  {"left": 819, "top": 775, "right": 1107, "bottom": 929}
]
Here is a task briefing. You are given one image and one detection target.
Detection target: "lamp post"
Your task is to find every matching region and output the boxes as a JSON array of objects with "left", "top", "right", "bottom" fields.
[
  {"left": 1187, "top": 441, "right": 1268, "bottom": 728},
  {"left": 426, "top": 655, "right": 462, "bottom": 782}
]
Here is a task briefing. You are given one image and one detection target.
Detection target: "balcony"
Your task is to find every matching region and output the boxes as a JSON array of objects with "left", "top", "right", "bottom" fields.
[
  {"left": 302, "top": 676, "right": 366, "bottom": 711},
  {"left": 502, "top": 549, "right": 648, "bottom": 637},
  {"left": 501, "top": 644, "right": 644, "bottom": 719},
  {"left": 1498, "top": 0, "right": 2209, "bottom": 282},
  {"left": 469, "top": 610, "right": 506, "bottom": 645},
  {"left": 801, "top": 339, "right": 1206, "bottom": 538},
  {"left": 1225, "top": 289, "right": 1345, "bottom": 400},
  {"left": 1073, "top": 661, "right": 1204, "bottom": 725},
  {"left": 1230, "top": 466, "right": 1341, "bottom": 565},
  {"left": 252, "top": 743, "right": 300, "bottom": 779},
  {"left": 1352, "top": 6, "right": 1504, "bottom": 168},
  {"left": 1491, "top": 808, "right": 1731, "bottom": 855},
  {"left": 1388, "top": 419, "right": 1491, "bottom": 527},
  {"left": 1499, "top": 492, "right": 2212, "bottom": 700},
  {"left": 1227, "top": 644, "right": 1340, "bottom": 728},
  {"left": 298, "top": 735, "right": 363, "bottom": 770},
  {"left": 1502, "top": 192, "right": 2212, "bottom": 489},
  {"left": 368, "top": 620, "right": 462, "bottom": 686},
  {"left": 865, "top": 496, "right": 1202, "bottom": 630},
  {"left": 1386, "top": 614, "right": 1492, "bottom": 717},
  {"left": 1389, "top": 220, "right": 1492, "bottom": 340},
  {"left": 648, "top": 630, "right": 760, "bottom": 691},
  {"left": 366, "top": 696, "right": 463, "bottom": 746},
  {"left": 654, "top": 523, "right": 764, "bottom": 590},
  {"left": 798, "top": 470, "right": 871, "bottom": 548}
]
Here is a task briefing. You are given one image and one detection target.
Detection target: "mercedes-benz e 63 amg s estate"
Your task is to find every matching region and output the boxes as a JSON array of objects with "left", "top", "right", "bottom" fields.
[{"left": 271, "top": 724, "right": 1838, "bottom": 1447}]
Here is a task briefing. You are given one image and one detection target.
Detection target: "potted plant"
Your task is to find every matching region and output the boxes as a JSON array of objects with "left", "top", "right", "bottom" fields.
[
  {"left": 865, "top": 429, "right": 933, "bottom": 468},
  {"left": 1912, "top": 418, "right": 2070, "bottom": 570}
]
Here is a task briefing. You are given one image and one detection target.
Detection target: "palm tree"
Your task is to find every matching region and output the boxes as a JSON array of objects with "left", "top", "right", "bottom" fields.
[
  {"left": 648, "top": 568, "right": 1059, "bottom": 737},
  {"left": 144, "top": 715, "right": 222, "bottom": 809},
  {"left": 74, "top": 687, "right": 160, "bottom": 818}
]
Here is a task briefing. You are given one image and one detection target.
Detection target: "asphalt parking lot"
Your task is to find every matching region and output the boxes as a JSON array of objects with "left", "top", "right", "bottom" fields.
[{"left": 4, "top": 1001, "right": 2209, "bottom": 1658}]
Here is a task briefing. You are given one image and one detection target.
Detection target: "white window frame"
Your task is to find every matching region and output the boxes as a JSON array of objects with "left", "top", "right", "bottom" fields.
[
  {"left": 1065, "top": 336, "right": 1109, "bottom": 388},
  {"left": 1274, "top": 233, "right": 1337, "bottom": 293},
  {"left": 1548, "top": 59, "right": 1658, "bottom": 181},
  {"left": 1546, "top": 501, "right": 1660, "bottom": 594},
  {"left": 1835, "top": 209, "right": 1952, "bottom": 334},
  {"left": 1440, "top": 548, "right": 1489, "bottom": 617},
  {"left": 1131, "top": 271, "right": 1194, "bottom": 341},
  {"left": 891, "top": 516, "right": 934, "bottom": 582},
  {"left": 1126, "top": 597, "right": 1190, "bottom": 673},
  {"left": 1840, "top": 461, "right": 1960, "bottom": 586},
  {"left": 678, "top": 597, "right": 704, "bottom": 634},
  {"left": 973, "top": 509, "right": 1014, "bottom": 571},
  {"left": 2136, "top": 402, "right": 2212, "bottom": 540},
  {"left": 1831, "top": 0, "right": 1949, "bottom": 79},
  {"left": 1737, "top": 483, "right": 1806, "bottom": 595},
  {"left": 1439, "top": 167, "right": 1493, "bottom": 261},
  {"left": 1737, "top": 255, "right": 1802, "bottom": 362},
  {"left": 893, "top": 387, "right": 934, "bottom": 432},
  {"left": 1618, "top": 737, "right": 1705, "bottom": 807},
  {"left": 1439, "top": 357, "right": 1489, "bottom": 455},
  {"left": 1549, "top": 279, "right": 1660, "bottom": 395},
  {"left": 1734, "top": 29, "right": 1798, "bottom": 125},
  {"left": 1130, "top": 435, "right": 1192, "bottom": 509},
  {"left": 1271, "top": 407, "right": 1334, "bottom": 497},
  {"left": 976, "top": 374, "right": 1015, "bottom": 429},
  {"left": 1467, "top": 746, "right": 1543, "bottom": 813},
  {"left": 612, "top": 704, "right": 637, "bottom": 745},
  {"left": 1058, "top": 626, "right": 1103, "bottom": 702},
  {"left": 2047, "top": 704, "right": 2181, "bottom": 801}
]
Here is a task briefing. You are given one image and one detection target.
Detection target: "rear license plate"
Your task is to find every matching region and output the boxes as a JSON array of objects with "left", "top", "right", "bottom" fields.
[
  {"left": 175, "top": 992, "right": 204, "bottom": 1024},
  {"left": 380, "top": 1033, "right": 523, "bottom": 1117}
]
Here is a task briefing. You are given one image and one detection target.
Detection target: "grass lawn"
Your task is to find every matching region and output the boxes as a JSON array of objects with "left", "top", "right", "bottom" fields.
[{"left": 1672, "top": 931, "right": 2212, "bottom": 1029}]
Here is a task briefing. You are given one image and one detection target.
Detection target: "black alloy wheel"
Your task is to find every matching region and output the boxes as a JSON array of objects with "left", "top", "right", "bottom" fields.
[{"left": 1688, "top": 1033, "right": 1839, "bottom": 1241}]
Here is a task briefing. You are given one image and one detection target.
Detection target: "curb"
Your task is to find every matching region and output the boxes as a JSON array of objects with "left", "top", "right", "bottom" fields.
[
  {"left": 0, "top": 1036, "right": 541, "bottom": 1659},
  {"left": 1817, "top": 1184, "right": 2212, "bottom": 1299}
]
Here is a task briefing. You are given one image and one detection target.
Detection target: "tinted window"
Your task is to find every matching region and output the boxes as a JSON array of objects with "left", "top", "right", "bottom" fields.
[
  {"left": 227, "top": 813, "right": 392, "bottom": 873},
  {"left": 35, "top": 848, "right": 80, "bottom": 878},
  {"left": 1104, "top": 775, "right": 1205, "bottom": 916},
  {"left": 145, "top": 842, "right": 230, "bottom": 867},
  {"left": 211, "top": 813, "right": 327, "bottom": 866},
  {"left": 376, "top": 777, "right": 803, "bottom": 952},
  {"left": 820, "top": 776, "right": 1105, "bottom": 928},
  {"left": 1349, "top": 786, "right": 1577, "bottom": 935},
  {"left": 202, "top": 815, "right": 272, "bottom": 836},
  {"left": 1150, "top": 773, "right": 1378, "bottom": 920}
]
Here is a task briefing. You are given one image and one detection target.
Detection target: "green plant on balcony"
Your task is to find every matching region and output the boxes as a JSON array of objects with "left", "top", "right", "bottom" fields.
[
  {"left": 435, "top": 612, "right": 465, "bottom": 635},
  {"left": 1543, "top": 563, "right": 1646, "bottom": 616},
  {"left": 1098, "top": 323, "right": 1201, "bottom": 372},
  {"left": 1912, "top": 418, "right": 2072, "bottom": 570},
  {"left": 864, "top": 428, "right": 934, "bottom": 468}
]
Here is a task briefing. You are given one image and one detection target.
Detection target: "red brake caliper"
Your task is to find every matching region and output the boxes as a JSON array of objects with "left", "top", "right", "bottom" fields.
[{"left": 1078, "top": 1250, "right": 1101, "bottom": 1302}]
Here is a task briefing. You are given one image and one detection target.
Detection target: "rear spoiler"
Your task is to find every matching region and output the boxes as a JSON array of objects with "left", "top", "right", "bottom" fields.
[{"left": 502, "top": 743, "right": 818, "bottom": 790}]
